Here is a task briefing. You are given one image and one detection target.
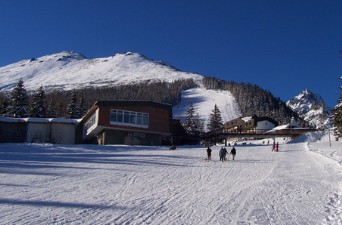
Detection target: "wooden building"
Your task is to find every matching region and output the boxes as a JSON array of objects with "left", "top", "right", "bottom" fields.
[
  {"left": 224, "top": 115, "right": 278, "bottom": 134},
  {"left": 81, "top": 101, "right": 173, "bottom": 145}
]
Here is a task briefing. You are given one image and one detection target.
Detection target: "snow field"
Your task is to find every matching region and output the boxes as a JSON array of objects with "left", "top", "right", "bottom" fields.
[
  {"left": 173, "top": 87, "right": 241, "bottom": 124},
  {"left": 0, "top": 136, "right": 341, "bottom": 224}
]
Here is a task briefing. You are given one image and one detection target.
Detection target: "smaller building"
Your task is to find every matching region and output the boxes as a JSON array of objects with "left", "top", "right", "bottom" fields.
[
  {"left": 224, "top": 115, "right": 278, "bottom": 134},
  {"left": 80, "top": 101, "right": 173, "bottom": 145},
  {"left": 266, "top": 117, "right": 306, "bottom": 136},
  {"left": 0, "top": 117, "right": 26, "bottom": 143},
  {"left": 0, "top": 116, "right": 78, "bottom": 144}
]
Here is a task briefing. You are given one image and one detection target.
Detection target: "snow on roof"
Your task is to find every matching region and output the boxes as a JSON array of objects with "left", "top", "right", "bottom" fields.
[
  {"left": 24, "top": 118, "right": 50, "bottom": 123},
  {"left": 0, "top": 116, "right": 78, "bottom": 124},
  {"left": 271, "top": 124, "right": 289, "bottom": 131},
  {"left": 49, "top": 118, "right": 79, "bottom": 124},
  {"left": 0, "top": 117, "right": 24, "bottom": 123},
  {"left": 241, "top": 117, "right": 253, "bottom": 122}
]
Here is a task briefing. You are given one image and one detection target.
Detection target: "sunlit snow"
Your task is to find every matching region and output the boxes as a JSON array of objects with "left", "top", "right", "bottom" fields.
[
  {"left": 173, "top": 87, "right": 242, "bottom": 124},
  {"left": 0, "top": 131, "right": 341, "bottom": 224},
  {"left": 0, "top": 51, "right": 203, "bottom": 91}
]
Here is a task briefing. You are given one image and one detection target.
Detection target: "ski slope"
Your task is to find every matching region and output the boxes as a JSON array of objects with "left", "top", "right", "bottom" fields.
[
  {"left": 0, "top": 134, "right": 341, "bottom": 224},
  {"left": 173, "top": 87, "right": 242, "bottom": 123}
]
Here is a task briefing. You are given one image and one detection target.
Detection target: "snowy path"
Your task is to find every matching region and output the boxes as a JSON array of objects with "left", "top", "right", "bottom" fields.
[{"left": 0, "top": 141, "right": 341, "bottom": 224}]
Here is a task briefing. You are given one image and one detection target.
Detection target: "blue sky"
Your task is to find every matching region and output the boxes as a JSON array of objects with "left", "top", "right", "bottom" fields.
[{"left": 0, "top": 0, "right": 341, "bottom": 107}]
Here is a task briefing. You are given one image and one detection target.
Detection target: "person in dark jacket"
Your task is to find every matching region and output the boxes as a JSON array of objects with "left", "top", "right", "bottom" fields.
[
  {"left": 206, "top": 146, "right": 212, "bottom": 160},
  {"left": 219, "top": 147, "right": 228, "bottom": 162},
  {"left": 230, "top": 147, "right": 236, "bottom": 160}
]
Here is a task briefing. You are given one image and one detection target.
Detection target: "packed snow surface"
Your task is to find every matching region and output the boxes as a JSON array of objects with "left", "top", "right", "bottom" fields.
[{"left": 0, "top": 132, "right": 341, "bottom": 224}]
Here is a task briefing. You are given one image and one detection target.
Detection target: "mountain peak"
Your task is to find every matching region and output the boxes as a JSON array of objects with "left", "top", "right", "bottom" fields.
[
  {"left": 298, "top": 89, "right": 320, "bottom": 100},
  {"left": 287, "top": 89, "right": 329, "bottom": 128},
  {"left": 0, "top": 51, "right": 202, "bottom": 92},
  {"left": 47, "top": 51, "right": 87, "bottom": 61}
]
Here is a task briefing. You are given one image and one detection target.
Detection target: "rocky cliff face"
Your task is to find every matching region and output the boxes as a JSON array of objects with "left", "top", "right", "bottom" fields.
[{"left": 287, "top": 89, "right": 330, "bottom": 128}]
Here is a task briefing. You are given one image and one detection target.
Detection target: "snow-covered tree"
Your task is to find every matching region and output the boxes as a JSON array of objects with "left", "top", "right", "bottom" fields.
[
  {"left": 10, "top": 79, "right": 29, "bottom": 118},
  {"left": 30, "top": 85, "right": 46, "bottom": 118},
  {"left": 207, "top": 104, "right": 223, "bottom": 132},
  {"left": 66, "top": 92, "right": 78, "bottom": 119},
  {"left": 333, "top": 77, "right": 342, "bottom": 138},
  {"left": 183, "top": 103, "right": 199, "bottom": 136},
  {"left": 194, "top": 113, "right": 205, "bottom": 137}
]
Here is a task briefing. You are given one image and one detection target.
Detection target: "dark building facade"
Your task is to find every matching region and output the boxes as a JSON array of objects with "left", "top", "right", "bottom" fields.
[{"left": 81, "top": 101, "right": 173, "bottom": 145}]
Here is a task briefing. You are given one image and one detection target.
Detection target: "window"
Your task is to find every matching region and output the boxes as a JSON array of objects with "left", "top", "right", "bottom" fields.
[
  {"left": 85, "top": 114, "right": 96, "bottom": 131},
  {"left": 129, "top": 112, "right": 136, "bottom": 124},
  {"left": 117, "top": 110, "right": 123, "bottom": 122},
  {"left": 124, "top": 111, "right": 130, "bottom": 123},
  {"left": 110, "top": 109, "right": 149, "bottom": 128}
]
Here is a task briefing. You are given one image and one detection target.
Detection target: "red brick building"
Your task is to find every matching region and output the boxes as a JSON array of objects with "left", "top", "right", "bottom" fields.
[{"left": 81, "top": 101, "right": 173, "bottom": 145}]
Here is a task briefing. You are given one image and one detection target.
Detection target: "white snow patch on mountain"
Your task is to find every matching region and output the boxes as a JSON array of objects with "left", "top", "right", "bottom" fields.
[
  {"left": 0, "top": 51, "right": 203, "bottom": 91},
  {"left": 173, "top": 87, "right": 241, "bottom": 125}
]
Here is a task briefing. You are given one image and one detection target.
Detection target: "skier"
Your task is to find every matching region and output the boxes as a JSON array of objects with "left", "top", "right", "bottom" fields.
[
  {"left": 206, "top": 146, "right": 212, "bottom": 160},
  {"left": 272, "top": 141, "right": 275, "bottom": 151},
  {"left": 275, "top": 142, "right": 279, "bottom": 152},
  {"left": 219, "top": 147, "right": 228, "bottom": 162},
  {"left": 230, "top": 146, "right": 236, "bottom": 160}
]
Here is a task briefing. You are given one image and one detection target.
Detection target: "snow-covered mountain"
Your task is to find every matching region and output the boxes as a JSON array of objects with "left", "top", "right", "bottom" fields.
[
  {"left": 0, "top": 51, "right": 203, "bottom": 91},
  {"left": 0, "top": 51, "right": 241, "bottom": 123},
  {"left": 286, "top": 89, "right": 330, "bottom": 128}
]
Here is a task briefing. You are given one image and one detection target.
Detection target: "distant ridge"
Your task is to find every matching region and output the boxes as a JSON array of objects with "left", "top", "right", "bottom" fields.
[{"left": 0, "top": 51, "right": 203, "bottom": 92}]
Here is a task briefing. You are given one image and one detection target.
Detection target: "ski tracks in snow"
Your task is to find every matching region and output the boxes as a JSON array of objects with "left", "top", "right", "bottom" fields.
[{"left": 1, "top": 143, "right": 341, "bottom": 224}]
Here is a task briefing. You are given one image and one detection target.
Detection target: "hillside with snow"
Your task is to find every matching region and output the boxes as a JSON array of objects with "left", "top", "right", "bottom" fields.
[
  {"left": 0, "top": 51, "right": 242, "bottom": 123},
  {"left": 1, "top": 51, "right": 327, "bottom": 126},
  {"left": 0, "top": 51, "right": 203, "bottom": 91},
  {"left": 172, "top": 87, "right": 241, "bottom": 122},
  {"left": 287, "top": 89, "right": 330, "bottom": 128}
]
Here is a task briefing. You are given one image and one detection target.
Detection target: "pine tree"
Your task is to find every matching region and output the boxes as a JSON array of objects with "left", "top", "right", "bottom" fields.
[
  {"left": 30, "top": 85, "right": 46, "bottom": 118},
  {"left": 207, "top": 104, "right": 223, "bottom": 132},
  {"left": 1, "top": 98, "right": 9, "bottom": 116},
  {"left": 194, "top": 113, "right": 205, "bottom": 137},
  {"left": 46, "top": 99, "right": 58, "bottom": 118},
  {"left": 333, "top": 76, "right": 342, "bottom": 138},
  {"left": 77, "top": 97, "right": 86, "bottom": 118},
  {"left": 10, "top": 79, "right": 29, "bottom": 118},
  {"left": 66, "top": 92, "right": 78, "bottom": 119},
  {"left": 183, "top": 103, "right": 199, "bottom": 136}
]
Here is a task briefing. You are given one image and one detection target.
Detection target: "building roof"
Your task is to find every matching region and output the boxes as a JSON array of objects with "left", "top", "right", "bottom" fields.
[
  {"left": 0, "top": 116, "right": 78, "bottom": 124},
  {"left": 94, "top": 100, "right": 172, "bottom": 108}
]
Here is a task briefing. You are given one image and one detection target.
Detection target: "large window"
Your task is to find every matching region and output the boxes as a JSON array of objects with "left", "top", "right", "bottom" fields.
[
  {"left": 110, "top": 109, "right": 149, "bottom": 128},
  {"left": 85, "top": 114, "right": 96, "bottom": 131}
]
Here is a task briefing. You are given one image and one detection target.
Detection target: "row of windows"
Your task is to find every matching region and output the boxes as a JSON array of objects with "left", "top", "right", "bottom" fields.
[
  {"left": 110, "top": 109, "right": 149, "bottom": 128},
  {"left": 85, "top": 114, "right": 96, "bottom": 131}
]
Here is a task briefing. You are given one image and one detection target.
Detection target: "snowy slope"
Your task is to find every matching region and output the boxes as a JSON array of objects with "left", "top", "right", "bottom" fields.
[
  {"left": 0, "top": 51, "right": 242, "bottom": 124},
  {"left": 287, "top": 89, "right": 330, "bottom": 128},
  {"left": 0, "top": 134, "right": 341, "bottom": 224},
  {"left": 0, "top": 51, "right": 203, "bottom": 91},
  {"left": 173, "top": 87, "right": 242, "bottom": 123}
]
